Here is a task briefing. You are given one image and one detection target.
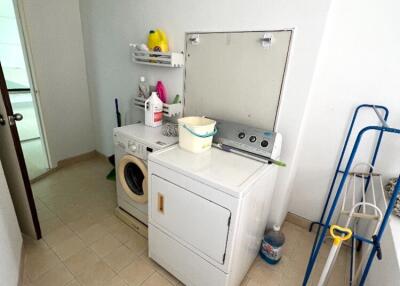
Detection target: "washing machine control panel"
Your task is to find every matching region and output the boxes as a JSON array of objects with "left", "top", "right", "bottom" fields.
[
  {"left": 128, "top": 141, "right": 137, "bottom": 152},
  {"left": 126, "top": 140, "right": 147, "bottom": 159},
  {"left": 114, "top": 131, "right": 158, "bottom": 161}
]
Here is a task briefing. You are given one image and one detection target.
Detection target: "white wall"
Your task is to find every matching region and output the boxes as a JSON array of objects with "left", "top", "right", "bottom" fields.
[
  {"left": 289, "top": 0, "right": 400, "bottom": 281},
  {"left": 0, "top": 160, "right": 23, "bottom": 286},
  {"left": 18, "top": 0, "right": 95, "bottom": 166},
  {"left": 79, "top": 0, "right": 332, "bottom": 226},
  {"left": 289, "top": 0, "right": 400, "bottom": 222}
]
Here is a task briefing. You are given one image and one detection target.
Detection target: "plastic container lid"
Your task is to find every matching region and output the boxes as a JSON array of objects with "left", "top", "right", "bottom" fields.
[
  {"left": 140, "top": 76, "right": 146, "bottom": 82},
  {"left": 273, "top": 224, "right": 280, "bottom": 232}
]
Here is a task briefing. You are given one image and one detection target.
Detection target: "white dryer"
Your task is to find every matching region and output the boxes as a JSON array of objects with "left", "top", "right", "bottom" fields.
[
  {"left": 148, "top": 143, "right": 281, "bottom": 286},
  {"left": 113, "top": 123, "right": 178, "bottom": 225}
]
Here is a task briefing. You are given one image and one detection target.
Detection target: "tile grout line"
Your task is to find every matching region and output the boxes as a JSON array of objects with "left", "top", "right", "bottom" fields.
[
  {"left": 138, "top": 271, "right": 158, "bottom": 286},
  {"left": 51, "top": 216, "right": 121, "bottom": 284},
  {"left": 33, "top": 189, "right": 116, "bottom": 284},
  {"left": 27, "top": 159, "right": 119, "bottom": 285},
  {"left": 30, "top": 212, "right": 82, "bottom": 285},
  {"left": 139, "top": 252, "right": 180, "bottom": 286}
]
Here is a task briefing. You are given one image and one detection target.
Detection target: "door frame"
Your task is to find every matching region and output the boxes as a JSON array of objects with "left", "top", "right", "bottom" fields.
[{"left": 0, "top": 63, "right": 42, "bottom": 239}]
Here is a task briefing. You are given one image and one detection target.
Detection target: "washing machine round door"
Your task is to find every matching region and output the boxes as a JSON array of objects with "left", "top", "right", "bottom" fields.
[{"left": 118, "top": 155, "right": 148, "bottom": 203}]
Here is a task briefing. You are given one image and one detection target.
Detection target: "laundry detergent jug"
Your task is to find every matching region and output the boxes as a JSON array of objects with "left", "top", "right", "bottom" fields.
[
  {"left": 147, "top": 29, "right": 169, "bottom": 52},
  {"left": 145, "top": 92, "right": 163, "bottom": 127},
  {"left": 260, "top": 225, "right": 285, "bottom": 264}
]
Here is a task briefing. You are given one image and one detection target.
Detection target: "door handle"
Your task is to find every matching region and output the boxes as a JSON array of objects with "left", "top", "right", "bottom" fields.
[
  {"left": 8, "top": 113, "right": 23, "bottom": 126},
  {"left": 158, "top": 193, "right": 164, "bottom": 214},
  {"left": 12, "top": 113, "right": 23, "bottom": 121},
  {"left": 0, "top": 114, "right": 5, "bottom": 126}
]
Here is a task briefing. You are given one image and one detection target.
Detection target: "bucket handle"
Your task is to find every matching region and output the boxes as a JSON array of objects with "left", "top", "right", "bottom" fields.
[{"left": 182, "top": 124, "right": 217, "bottom": 138}]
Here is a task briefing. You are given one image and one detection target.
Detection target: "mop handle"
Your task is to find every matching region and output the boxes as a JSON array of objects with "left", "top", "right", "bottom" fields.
[{"left": 317, "top": 225, "right": 352, "bottom": 286}]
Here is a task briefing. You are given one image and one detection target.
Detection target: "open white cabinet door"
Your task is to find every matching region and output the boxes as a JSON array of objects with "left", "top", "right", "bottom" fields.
[
  {"left": 0, "top": 62, "right": 41, "bottom": 239},
  {"left": 184, "top": 30, "right": 292, "bottom": 131}
]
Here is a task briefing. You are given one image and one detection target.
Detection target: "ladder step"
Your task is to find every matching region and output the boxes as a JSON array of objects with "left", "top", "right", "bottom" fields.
[{"left": 349, "top": 172, "right": 381, "bottom": 177}]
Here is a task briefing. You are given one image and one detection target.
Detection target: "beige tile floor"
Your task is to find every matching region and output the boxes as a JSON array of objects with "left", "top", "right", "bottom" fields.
[{"left": 24, "top": 156, "right": 349, "bottom": 286}]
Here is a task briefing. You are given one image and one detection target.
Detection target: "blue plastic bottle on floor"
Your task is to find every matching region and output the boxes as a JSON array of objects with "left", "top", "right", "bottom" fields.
[{"left": 260, "top": 224, "right": 285, "bottom": 264}]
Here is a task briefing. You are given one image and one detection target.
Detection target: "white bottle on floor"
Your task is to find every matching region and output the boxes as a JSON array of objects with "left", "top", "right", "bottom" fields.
[{"left": 145, "top": 92, "right": 163, "bottom": 127}]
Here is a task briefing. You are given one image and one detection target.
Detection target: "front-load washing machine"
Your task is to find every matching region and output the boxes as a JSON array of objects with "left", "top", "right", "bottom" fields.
[{"left": 113, "top": 123, "right": 178, "bottom": 226}]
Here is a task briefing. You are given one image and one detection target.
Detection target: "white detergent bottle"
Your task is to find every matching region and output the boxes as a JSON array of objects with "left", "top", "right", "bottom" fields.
[{"left": 145, "top": 92, "right": 163, "bottom": 127}]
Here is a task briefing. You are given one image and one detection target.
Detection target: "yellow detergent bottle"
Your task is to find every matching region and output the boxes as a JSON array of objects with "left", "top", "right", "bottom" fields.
[{"left": 147, "top": 29, "right": 169, "bottom": 52}]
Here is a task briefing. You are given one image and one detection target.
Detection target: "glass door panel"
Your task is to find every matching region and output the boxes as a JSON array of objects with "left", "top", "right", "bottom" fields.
[{"left": 0, "top": 0, "right": 49, "bottom": 179}]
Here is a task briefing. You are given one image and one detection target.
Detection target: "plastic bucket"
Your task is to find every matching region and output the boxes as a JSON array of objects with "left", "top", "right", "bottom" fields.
[{"left": 178, "top": 117, "right": 217, "bottom": 153}]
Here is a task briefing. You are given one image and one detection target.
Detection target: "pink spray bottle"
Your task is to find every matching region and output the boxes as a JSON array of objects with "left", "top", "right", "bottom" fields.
[{"left": 155, "top": 81, "right": 168, "bottom": 103}]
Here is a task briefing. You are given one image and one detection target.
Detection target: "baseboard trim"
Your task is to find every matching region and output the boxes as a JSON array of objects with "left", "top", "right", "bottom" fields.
[
  {"left": 30, "top": 150, "right": 99, "bottom": 184},
  {"left": 285, "top": 212, "right": 312, "bottom": 230},
  {"left": 29, "top": 167, "right": 57, "bottom": 184},
  {"left": 18, "top": 243, "right": 25, "bottom": 286},
  {"left": 57, "top": 150, "right": 98, "bottom": 168},
  {"left": 285, "top": 212, "right": 353, "bottom": 248},
  {"left": 94, "top": 150, "right": 110, "bottom": 162}
]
